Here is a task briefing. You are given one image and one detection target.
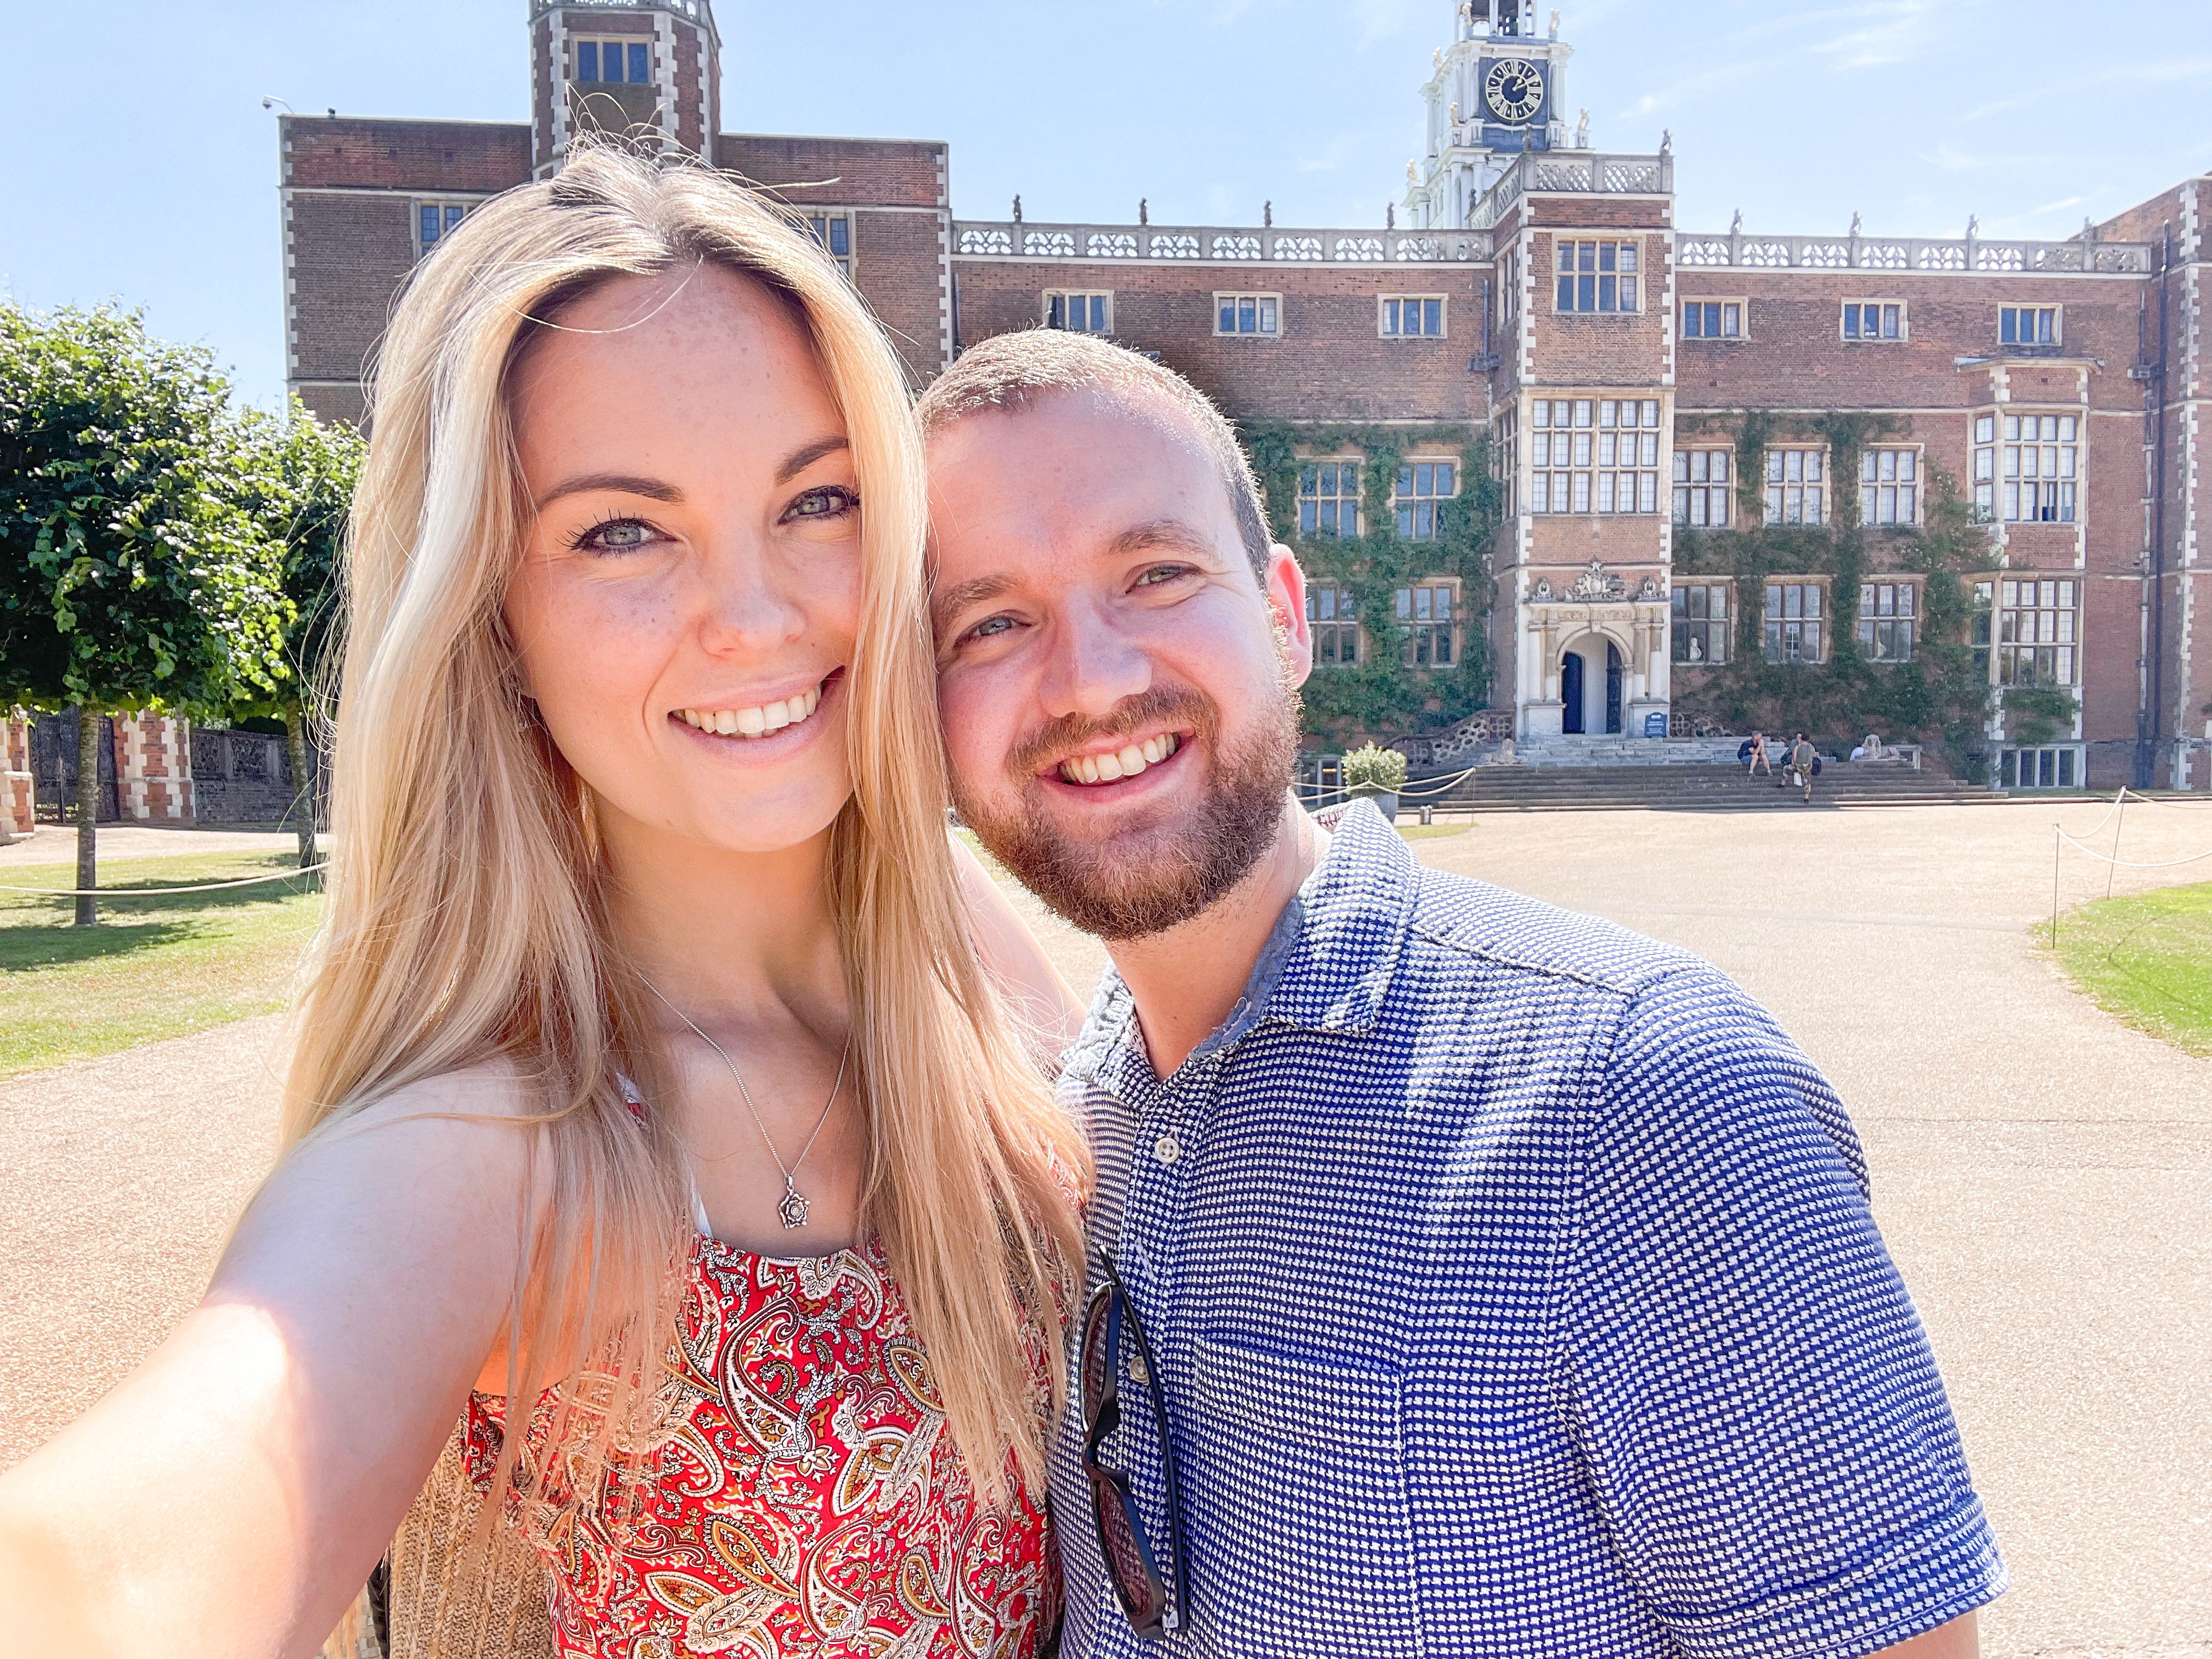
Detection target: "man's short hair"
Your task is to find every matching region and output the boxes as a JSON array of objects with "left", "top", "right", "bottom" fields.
[{"left": 917, "top": 331, "right": 1275, "bottom": 579}]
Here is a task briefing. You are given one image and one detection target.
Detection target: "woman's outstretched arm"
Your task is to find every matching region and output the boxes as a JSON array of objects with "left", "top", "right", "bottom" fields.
[
  {"left": 0, "top": 1067, "right": 536, "bottom": 1659},
  {"left": 951, "top": 831, "right": 1090, "bottom": 1060}
]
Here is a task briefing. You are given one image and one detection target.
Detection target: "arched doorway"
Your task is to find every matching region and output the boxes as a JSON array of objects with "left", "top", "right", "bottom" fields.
[{"left": 1559, "top": 634, "right": 1625, "bottom": 737}]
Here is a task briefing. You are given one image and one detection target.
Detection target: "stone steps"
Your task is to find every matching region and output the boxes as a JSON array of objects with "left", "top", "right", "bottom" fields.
[{"left": 1400, "top": 763, "right": 1991, "bottom": 813}]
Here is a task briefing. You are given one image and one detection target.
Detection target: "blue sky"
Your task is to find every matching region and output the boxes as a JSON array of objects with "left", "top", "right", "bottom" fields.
[{"left": 7, "top": 0, "right": 2206, "bottom": 408}]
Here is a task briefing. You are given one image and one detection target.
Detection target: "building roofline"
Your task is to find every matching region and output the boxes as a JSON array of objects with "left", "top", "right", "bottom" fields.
[
  {"left": 719, "top": 130, "right": 948, "bottom": 151},
  {"left": 278, "top": 114, "right": 530, "bottom": 133}
]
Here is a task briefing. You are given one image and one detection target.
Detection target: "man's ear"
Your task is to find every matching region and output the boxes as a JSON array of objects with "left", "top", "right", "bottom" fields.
[{"left": 1263, "top": 543, "right": 1314, "bottom": 690}]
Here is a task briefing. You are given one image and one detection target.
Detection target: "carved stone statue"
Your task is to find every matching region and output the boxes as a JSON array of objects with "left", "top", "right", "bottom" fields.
[
  {"left": 1386, "top": 204, "right": 1396, "bottom": 230},
  {"left": 1574, "top": 108, "right": 1589, "bottom": 148},
  {"left": 1549, "top": 8, "right": 1560, "bottom": 37},
  {"left": 1966, "top": 213, "right": 1980, "bottom": 239},
  {"left": 1407, "top": 159, "right": 1419, "bottom": 185},
  {"left": 1264, "top": 200, "right": 1273, "bottom": 227},
  {"left": 1565, "top": 558, "right": 1626, "bottom": 602},
  {"left": 1139, "top": 198, "right": 1148, "bottom": 225},
  {"left": 1730, "top": 207, "right": 1743, "bottom": 235},
  {"left": 1012, "top": 194, "right": 1022, "bottom": 224},
  {"left": 1450, "top": 100, "right": 1460, "bottom": 126},
  {"left": 1849, "top": 211, "right": 1862, "bottom": 237},
  {"left": 1660, "top": 128, "right": 1673, "bottom": 155}
]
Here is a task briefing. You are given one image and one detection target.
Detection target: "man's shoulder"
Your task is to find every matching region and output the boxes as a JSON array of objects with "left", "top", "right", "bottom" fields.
[{"left": 1396, "top": 860, "right": 1701, "bottom": 1004}]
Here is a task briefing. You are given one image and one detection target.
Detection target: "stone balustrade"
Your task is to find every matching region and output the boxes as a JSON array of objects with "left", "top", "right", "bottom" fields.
[
  {"left": 1674, "top": 230, "right": 2152, "bottom": 275},
  {"left": 529, "top": 0, "right": 710, "bottom": 21},
  {"left": 1470, "top": 150, "right": 1672, "bottom": 228},
  {"left": 952, "top": 222, "right": 1491, "bottom": 264}
]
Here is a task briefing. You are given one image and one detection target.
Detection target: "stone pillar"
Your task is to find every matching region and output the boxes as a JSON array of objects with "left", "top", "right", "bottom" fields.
[
  {"left": 2, "top": 715, "right": 33, "bottom": 839},
  {"left": 114, "top": 712, "right": 195, "bottom": 824}
]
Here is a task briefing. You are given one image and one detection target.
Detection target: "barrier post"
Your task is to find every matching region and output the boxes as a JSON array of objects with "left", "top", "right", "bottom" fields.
[{"left": 2108, "top": 788, "right": 2128, "bottom": 899}]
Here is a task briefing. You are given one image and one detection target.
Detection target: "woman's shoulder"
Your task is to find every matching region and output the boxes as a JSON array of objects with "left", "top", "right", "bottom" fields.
[
  {"left": 305, "top": 1058, "right": 562, "bottom": 1187},
  {"left": 335, "top": 1056, "right": 539, "bottom": 1132}
]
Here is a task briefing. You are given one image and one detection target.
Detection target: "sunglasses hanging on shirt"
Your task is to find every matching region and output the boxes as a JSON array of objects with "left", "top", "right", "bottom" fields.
[{"left": 1080, "top": 1251, "right": 1192, "bottom": 1641}]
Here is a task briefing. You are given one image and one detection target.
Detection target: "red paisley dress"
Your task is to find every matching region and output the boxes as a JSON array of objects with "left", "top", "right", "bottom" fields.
[{"left": 465, "top": 1231, "right": 1060, "bottom": 1659}]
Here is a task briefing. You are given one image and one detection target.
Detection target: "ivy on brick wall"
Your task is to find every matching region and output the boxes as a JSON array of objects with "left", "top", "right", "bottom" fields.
[
  {"left": 1236, "top": 421, "right": 1502, "bottom": 741},
  {"left": 1673, "top": 410, "right": 1996, "bottom": 780}
]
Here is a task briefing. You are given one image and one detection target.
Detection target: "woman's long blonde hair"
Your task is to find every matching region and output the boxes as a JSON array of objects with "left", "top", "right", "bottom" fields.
[{"left": 282, "top": 143, "right": 1088, "bottom": 1514}]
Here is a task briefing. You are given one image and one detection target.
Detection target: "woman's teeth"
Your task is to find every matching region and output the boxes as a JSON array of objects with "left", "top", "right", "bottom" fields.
[
  {"left": 1058, "top": 732, "right": 1180, "bottom": 787},
  {"left": 678, "top": 684, "right": 822, "bottom": 739}
]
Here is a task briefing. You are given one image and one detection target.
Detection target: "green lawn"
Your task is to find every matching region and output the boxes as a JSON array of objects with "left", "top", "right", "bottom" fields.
[
  {"left": 0, "top": 851, "right": 324, "bottom": 1080},
  {"left": 2052, "top": 880, "right": 2212, "bottom": 1058}
]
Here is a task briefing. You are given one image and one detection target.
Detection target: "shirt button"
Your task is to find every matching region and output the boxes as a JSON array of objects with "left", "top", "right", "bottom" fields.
[{"left": 1153, "top": 1134, "right": 1182, "bottom": 1166}]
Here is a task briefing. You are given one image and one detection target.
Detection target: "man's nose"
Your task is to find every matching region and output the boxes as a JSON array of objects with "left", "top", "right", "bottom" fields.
[{"left": 1037, "top": 596, "right": 1152, "bottom": 723}]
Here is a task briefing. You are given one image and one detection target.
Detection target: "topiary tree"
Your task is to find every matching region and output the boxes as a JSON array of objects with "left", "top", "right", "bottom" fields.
[
  {"left": 0, "top": 303, "right": 289, "bottom": 923},
  {"left": 224, "top": 401, "right": 363, "bottom": 867},
  {"left": 1341, "top": 743, "right": 1408, "bottom": 794}
]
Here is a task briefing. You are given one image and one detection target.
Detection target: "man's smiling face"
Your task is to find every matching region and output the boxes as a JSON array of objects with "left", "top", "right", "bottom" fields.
[{"left": 928, "top": 388, "right": 1313, "bottom": 940}]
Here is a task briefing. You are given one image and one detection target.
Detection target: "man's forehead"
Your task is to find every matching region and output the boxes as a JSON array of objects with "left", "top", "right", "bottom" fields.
[{"left": 933, "top": 383, "right": 1221, "bottom": 484}]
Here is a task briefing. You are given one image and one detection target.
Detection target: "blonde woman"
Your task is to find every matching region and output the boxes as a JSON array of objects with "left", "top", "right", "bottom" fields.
[{"left": 0, "top": 146, "right": 1089, "bottom": 1658}]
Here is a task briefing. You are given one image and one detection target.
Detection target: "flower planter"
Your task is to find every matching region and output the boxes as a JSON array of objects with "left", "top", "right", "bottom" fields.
[{"left": 1351, "top": 787, "right": 1399, "bottom": 823}]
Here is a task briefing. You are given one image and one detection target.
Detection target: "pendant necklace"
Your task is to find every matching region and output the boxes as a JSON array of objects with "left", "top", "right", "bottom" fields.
[{"left": 642, "top": 978, "right": 850, "bottom": 1230}]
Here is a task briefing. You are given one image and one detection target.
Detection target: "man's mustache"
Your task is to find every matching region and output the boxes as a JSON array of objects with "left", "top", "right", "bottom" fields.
[{"left": 1006, "top": 685, "right": 1218, "bottom": 778}]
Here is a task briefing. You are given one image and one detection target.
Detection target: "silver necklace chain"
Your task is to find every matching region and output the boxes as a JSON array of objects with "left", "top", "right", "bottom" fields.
[{"left": 640, "top": 977, "right": 851, "bottom": 1231}]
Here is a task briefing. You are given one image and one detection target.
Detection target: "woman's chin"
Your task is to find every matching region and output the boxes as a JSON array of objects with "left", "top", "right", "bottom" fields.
[{"left": 589, "top": 774, "right": 854, "bottom": 863}]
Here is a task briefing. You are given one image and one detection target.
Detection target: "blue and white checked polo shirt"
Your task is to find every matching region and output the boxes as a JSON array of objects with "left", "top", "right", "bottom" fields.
[{"left": 1051, "top": 802, "right": 2005, "bottom": 1659}]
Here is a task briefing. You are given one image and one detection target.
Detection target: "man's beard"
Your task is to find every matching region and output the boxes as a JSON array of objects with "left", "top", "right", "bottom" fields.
[{"left": 956, "top": 679, "right": 1301, "bottom": 943}]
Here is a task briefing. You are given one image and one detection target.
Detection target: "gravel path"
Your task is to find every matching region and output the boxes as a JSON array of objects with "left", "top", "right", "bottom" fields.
[
  {"left": 0, "top": 823, "right": 322, "bottom": 869},
  {"left": 2, "top": 798, "right": 2205, "bottom": 1657}
]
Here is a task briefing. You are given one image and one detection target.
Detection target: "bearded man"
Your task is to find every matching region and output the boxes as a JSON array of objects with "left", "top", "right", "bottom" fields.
[{"left": 921, "top": 332, "right": 2004, "bottom": 1659}]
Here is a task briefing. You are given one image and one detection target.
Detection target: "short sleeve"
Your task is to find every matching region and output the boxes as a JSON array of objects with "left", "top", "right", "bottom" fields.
[{"left": 1563, "top": 965, "right": 2006, "bottom": 1658}]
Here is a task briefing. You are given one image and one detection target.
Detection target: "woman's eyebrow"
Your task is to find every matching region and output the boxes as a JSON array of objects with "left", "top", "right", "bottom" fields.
[
  {"left": 776, "top": 435, "right": 850, "bottom": 483},
  {"left": 533, "top": 472, "right": 683, "bottom": 511}
]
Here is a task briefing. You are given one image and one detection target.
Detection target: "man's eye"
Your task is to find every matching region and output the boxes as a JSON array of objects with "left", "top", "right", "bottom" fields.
[
  {"left": 961, "top": 615, "right": 1016, "bottom": 645},
  {"left": 784, "top": 484, "right": 859, "bottom": 522},
  {"left": 571, "top": 516, "right": 661, "bottom": 554},
  {"left": 1135, "top": 565, "right": 1193, "bottom": 588}
]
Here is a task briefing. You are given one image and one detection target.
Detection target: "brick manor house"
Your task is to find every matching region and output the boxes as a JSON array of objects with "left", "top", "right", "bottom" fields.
[{"left": 9, "top": 0, "right": 2205, "bottom": 833}]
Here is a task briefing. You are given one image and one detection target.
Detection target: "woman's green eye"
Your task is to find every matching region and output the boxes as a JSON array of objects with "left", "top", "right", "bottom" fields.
[
  {"left": 787, "top": 485, "right": 859, "bottom": 520},
  {"left": 572, "top": 517, "right": 658, "bottom": 553}
]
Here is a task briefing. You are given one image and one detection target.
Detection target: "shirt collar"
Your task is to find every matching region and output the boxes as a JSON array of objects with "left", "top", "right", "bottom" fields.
[{"left": 1064, "top": 799, "right": 1417, "bottom": 1105}]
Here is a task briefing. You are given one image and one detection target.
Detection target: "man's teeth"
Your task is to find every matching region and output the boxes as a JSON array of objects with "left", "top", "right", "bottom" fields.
[
  {"left": 678, "top": 684, "right": 822, "bottom": 738},
  {"left": 1058, "top": 732, "right": 1180, "bottom": 786}
]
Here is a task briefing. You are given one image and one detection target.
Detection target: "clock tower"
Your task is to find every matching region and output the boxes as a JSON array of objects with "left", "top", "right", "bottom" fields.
[{"left": 1403, "top": 0, "right": 1576, "bottom": 230}]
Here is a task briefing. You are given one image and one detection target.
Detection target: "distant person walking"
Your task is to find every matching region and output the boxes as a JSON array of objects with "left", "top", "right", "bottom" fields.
[
  {"left": 1745, "top": 730, "right": 1772, "bottom": 780},
  {"left": 1789, "top": 732, "right": 1819, "bottom": 803}
]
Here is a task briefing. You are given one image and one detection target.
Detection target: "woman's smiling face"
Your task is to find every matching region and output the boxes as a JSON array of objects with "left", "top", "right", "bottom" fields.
[{"left": 504, "top": 263, "right": 862, "bottom": 855}]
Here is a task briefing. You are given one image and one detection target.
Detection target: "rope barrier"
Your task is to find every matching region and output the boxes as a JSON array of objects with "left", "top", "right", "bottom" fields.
[
  {"left": 2048, "top": 786, "right": 2212, "bottom": 947},
  {"left": 1294, "top": 764, "right": 1483, "bottom": 803},
  {"left": 2106, "top": 787, "right": 2212, "bottom": 810},
  {"left": 0, "top": 864, "right": 329, "bottom": 898},
  {"left": 2053, "top": 833, "right": 2212, "bottom": 870}
]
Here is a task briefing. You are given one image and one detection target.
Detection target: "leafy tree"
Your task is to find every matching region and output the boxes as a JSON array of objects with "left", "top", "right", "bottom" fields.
[
  {"left": 224, "top": 402, "right": 363, "bottom": 866},
  {"left": 0, "top": 303, "right": 288, "bottom": 923}
]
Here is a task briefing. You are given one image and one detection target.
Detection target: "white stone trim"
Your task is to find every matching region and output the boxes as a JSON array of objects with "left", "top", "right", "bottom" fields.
[{"left": 654, "top": 10, "right": 679, "bottom": 155}]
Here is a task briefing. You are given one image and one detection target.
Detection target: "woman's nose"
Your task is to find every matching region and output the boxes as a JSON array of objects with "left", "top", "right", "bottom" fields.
[{"left": 695, "top": 544, "right": 806, "bottom": 652}]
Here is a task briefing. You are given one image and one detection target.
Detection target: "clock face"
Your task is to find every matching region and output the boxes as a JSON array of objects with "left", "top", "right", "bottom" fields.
[{"left": 1485, "top": 58, "right": 1544, "bottom": 124}]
